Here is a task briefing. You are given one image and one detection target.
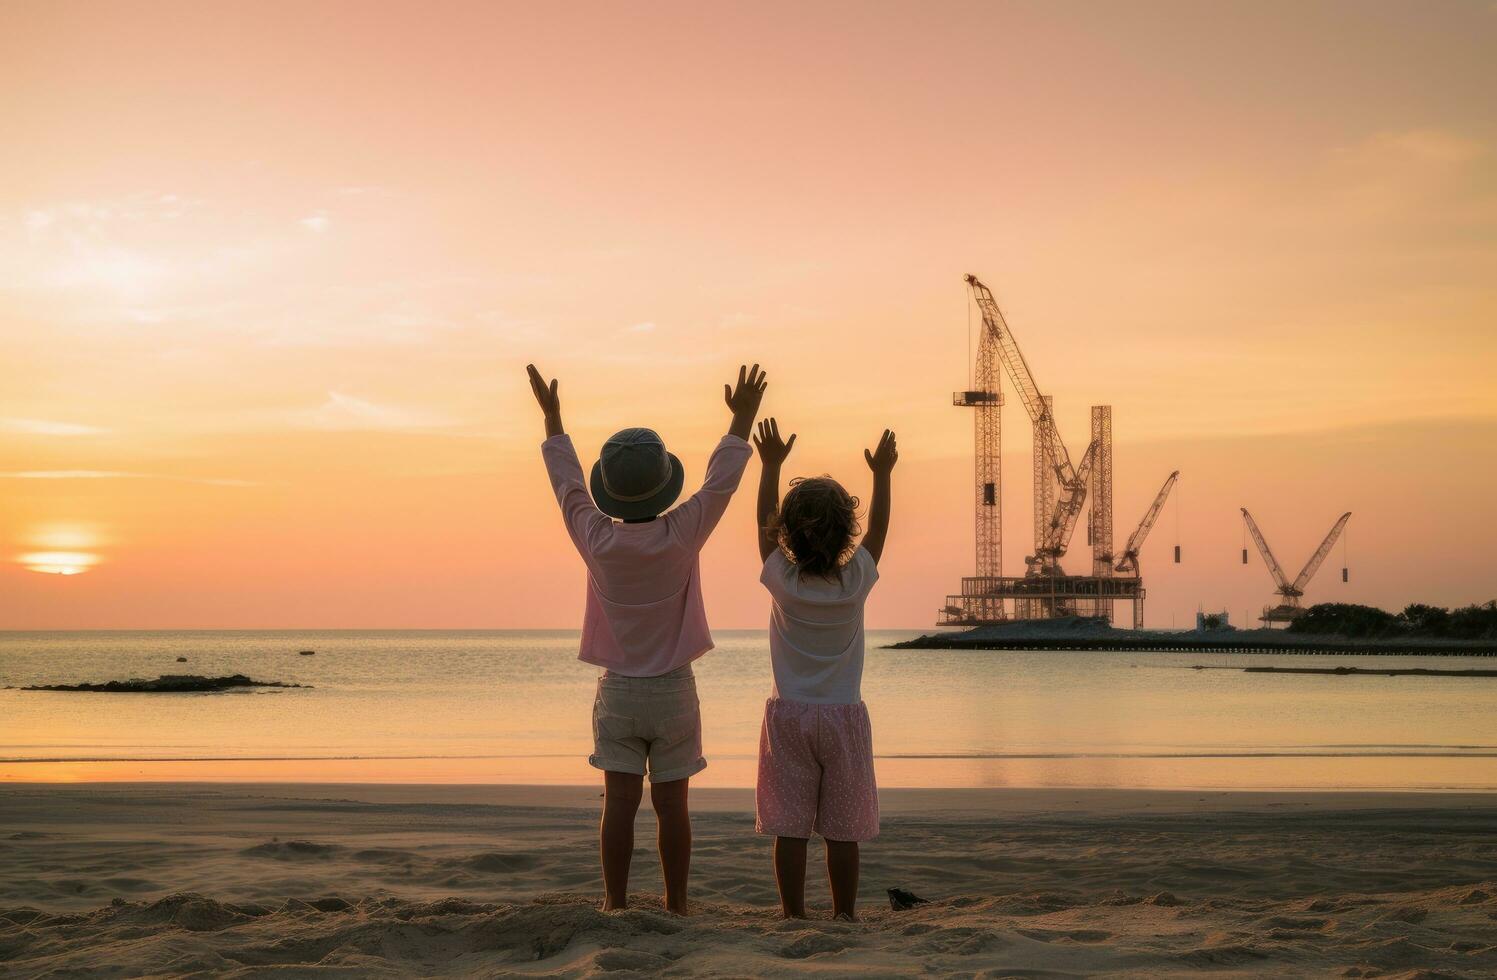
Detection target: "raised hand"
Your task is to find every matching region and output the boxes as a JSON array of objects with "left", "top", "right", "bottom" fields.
[
  {"left": 526, "top": 364, "right": 564, "bottom": 438},
  {"left": 724, "top": 363, "right": 767, "bottom": 415},
  {"left": 753, "top": 416, "right": 790, "bottom": 562},
  {"left": 724, "top": 363, "right": 767, "bottom": 440},
  {"left": 753, "top": 418, "right": 797, "bottom": 467},
  {"left": 863, "top": 429, "right": 897, "bottom": 564},
  {"left": 864, "top": 429, "right": 898, "bottom": 475}
]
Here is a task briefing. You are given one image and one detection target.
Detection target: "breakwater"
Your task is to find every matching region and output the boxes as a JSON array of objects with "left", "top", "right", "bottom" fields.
[{"left": 890, "top": 618, "right": 1497, "bottom": 656}]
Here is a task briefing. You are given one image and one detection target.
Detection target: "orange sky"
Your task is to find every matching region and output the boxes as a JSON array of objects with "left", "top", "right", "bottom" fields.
[{"left": 2, "top": 1, "right": 1495, "bottom": 629}]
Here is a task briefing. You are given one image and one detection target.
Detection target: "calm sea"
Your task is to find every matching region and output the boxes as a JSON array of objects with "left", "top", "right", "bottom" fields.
[{"left": 2, "top": 630, "right": 1494, "bottom": 790}]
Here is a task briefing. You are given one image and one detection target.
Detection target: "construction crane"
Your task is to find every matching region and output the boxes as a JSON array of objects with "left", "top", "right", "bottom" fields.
[
  {"left": 965, "top": 274, "right": 1095, "bottom": 574},
  {"left": 943, "top": 271, "right": 1164, "bottom": 628},
  {"left": 1241, "top": 509, "right": 1352, "bottom": 626},
  {"left": 1037, "top": 439, "right": 1098, "bottom": 561},
  {"left": 1115, "top": 471, "right": 1179, "bottom": 576},
  {"left": 951, "top": 281, "right": 1007, "bottom": 621}
]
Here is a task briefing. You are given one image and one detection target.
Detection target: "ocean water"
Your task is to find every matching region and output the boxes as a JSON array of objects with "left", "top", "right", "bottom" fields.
[{"left": 2, "top": 630, "right": 1494, "bottom": 790}]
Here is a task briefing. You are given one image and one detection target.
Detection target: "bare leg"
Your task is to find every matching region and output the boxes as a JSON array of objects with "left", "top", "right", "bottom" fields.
[
  {"left": 650, "top": 777, "right": 692, "bottom": 914},
  {"left": 825, "top": 839, "right": 860, "bottom": 920},
  {"left": 774, "top": 836, "right": 809, "bottom": 919},
  {"left": 600, "top": 771, "right": 643, "bottom": 910}
]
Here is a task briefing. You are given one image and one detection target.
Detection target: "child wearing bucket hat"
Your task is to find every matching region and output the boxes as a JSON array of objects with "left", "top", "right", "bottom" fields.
[{"left": 527, "top": 362, "right": 766, "bottom": 915}]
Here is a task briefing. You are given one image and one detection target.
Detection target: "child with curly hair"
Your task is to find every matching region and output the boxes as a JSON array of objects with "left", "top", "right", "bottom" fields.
[{"left": 750, "top": 417, "right": 897, "bottom": 920}]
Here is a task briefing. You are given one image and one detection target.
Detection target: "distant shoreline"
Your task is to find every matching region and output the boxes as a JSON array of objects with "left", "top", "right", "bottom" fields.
[{"left": 893, "top": 621, "right": 1497, "bottom": 656}]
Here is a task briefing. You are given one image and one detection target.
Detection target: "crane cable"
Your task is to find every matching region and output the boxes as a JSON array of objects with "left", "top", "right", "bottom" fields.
[
  {"left": 965, "top": 284, "right": 973, "bottom": 388},
  {"left": 1170, "top": 476, "right": 1182, "bottom": 565}
]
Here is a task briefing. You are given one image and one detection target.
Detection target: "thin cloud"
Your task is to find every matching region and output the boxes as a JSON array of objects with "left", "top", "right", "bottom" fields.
[
  {"left": 1364, "top": 128, "right": 1484, "bottom": 165},
  {"left": 295, "top": 391, "right": 454, "bottom": 431},
  {"left": 0, "top": 470, "right": 257, "bottom": 487},
  {"left": 627, "top": 321, "right": 657, "bottom": 333},
  {"left": 0, "top": 470, "right": 133, "bottom": 479},
  {"left": 1, "top": 418, "right": 109, "bottom": 436}
]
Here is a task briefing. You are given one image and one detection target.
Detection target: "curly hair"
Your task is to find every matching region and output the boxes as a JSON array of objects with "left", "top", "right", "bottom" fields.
[{"left": 770, "top": 476, "right": 861, "bottom": 580}]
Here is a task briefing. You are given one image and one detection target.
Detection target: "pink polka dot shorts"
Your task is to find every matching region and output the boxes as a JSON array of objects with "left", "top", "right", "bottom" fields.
[{"left": 754, "top": 697, "right": 879, "bottom": 842}]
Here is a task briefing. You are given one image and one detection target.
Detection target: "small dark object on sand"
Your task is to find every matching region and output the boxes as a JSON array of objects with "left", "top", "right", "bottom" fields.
[
  {"left": 299, "top": 650, "right": 315, "bottom": 656},
  {"left": 176, "top": 656, "right": 188, "bottom": 662},
  {"left": 888, "top": 887, "right": 930, "bottom": 911}
]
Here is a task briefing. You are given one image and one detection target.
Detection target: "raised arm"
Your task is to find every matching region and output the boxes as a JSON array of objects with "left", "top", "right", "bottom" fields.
[
  {"left": 667, "top": 365, "right": 763, "bottom": 546},
  {"left": 861, "top": 429, "right": 898, "bottom": 565},
  {"left": 752, "top": 418, "right": 796, "bottom": 562},
  {"left": 526, "top": 364, "right": 563, "bottom": 438},
  {"left": 528, "top": 363, "right": 609, "bottom": 557},
  {"left": 724, "top": 363, "right": 767, "bottom": 441}
]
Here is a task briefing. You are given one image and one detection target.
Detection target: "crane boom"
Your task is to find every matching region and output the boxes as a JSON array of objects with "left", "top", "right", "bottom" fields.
[
  {"left": 966, "top": 274, "right": 1077, "bottom": 482},
  {"left": 1241, "top": 508, "right": 1290, "bottom": 592},
  {"left": 1291, "top": 512, "right": 1352, "bottom": 593},
  {"left": 1041, "top": 439, "right": 1097, "bottom": 557},
  {"left": 967, "top": 272, "right": 1096, "bottom": 568},
  {"left": 1115, "top": 471, "right": 1178, "bottom": 573}
]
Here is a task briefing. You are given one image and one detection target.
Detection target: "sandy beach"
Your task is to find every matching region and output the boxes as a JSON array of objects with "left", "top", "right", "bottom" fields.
[{"left": 2, "top": 784, "right": 1495, "bottom": 977}]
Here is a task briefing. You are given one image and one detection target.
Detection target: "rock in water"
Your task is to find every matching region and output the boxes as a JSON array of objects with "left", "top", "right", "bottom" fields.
[{"left": 22, "top": 674, "right": 309, "bottom": 693}]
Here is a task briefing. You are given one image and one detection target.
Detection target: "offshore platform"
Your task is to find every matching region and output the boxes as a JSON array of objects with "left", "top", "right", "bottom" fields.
[{"left": 941, "top": 274, "right": 1178, "bottom": 629}]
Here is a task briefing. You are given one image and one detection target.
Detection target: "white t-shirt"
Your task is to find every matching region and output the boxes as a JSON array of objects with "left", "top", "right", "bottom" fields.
[{"left": 760, "top": 546, "right": 879, "bottom": 704}]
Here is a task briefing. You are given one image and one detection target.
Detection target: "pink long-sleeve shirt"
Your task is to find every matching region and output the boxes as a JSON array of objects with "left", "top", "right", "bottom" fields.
[{"left": 541, "top": 433, "right": 753, "bottom": 677}]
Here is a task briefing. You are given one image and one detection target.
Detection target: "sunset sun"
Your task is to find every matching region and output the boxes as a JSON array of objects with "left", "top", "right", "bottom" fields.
[{"left": 20, "top": 551, "right": 99, "bottom": 575}]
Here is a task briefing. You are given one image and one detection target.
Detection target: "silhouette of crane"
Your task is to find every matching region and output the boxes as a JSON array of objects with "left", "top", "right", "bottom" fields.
[
  {"left": 964, "top": 274, "right": 1097, "bottom": 574},
  {"left": 1113, "top": 471, "right": 1178, "bottom": 627},
  {"left": 1116, "top": 471, "right": 1179, "bottom": 576},
  {"left": 1241, "top": 508, "right": 1351, "bottom": 626},
  {"left": 942, "top": 273, "right": 1170, "bottom": 628}
]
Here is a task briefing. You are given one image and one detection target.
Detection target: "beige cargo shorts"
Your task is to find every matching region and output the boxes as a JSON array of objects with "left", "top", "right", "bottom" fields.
[{"left": 589, "top": 663, "right": 705, "bottom": 782}]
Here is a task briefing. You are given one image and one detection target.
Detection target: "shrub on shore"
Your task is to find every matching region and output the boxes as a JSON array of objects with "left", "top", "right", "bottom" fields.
[{"left": 1288, "top": 601, "right": 1497, "bottom": 640}]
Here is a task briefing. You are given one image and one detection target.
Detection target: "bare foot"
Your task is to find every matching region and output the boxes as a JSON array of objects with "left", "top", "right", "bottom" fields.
[
  {"left": 833, "top": 911, "right": 859, "bottom": 922},
  {"left": 601, "top": 899, "right": 628, "bottom": 912}
]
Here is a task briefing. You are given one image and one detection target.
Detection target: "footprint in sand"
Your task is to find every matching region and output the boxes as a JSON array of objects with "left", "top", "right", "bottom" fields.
[
  {"left": 779, "top": 932, "right": 855, "bottom": 959},
  {"left": 1259, "top": 915, "right": 1330, "bottom": 931},
  {"left": 1015, "top": 927, "right": 1114, "bottom": 944},
  {"left": 909, "top": 925, "right": 1011, "bottom": 957},
  {"left": 448, "top": 852, "right": 540, "bottom": 874},
  {"left": 592, "top": 949, "right": 673, "bottom": 971},
  {"left": 241, "top": 840, "right": 340, "bottom": 860},
  {"left": 350, "top": 848, "right": 419, "bottom": 865}
]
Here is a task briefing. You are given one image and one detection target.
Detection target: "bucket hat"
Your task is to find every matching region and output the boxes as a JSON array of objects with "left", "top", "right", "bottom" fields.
[{"left": 589, "top": 427, "right": 685, "bottom": 520}]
